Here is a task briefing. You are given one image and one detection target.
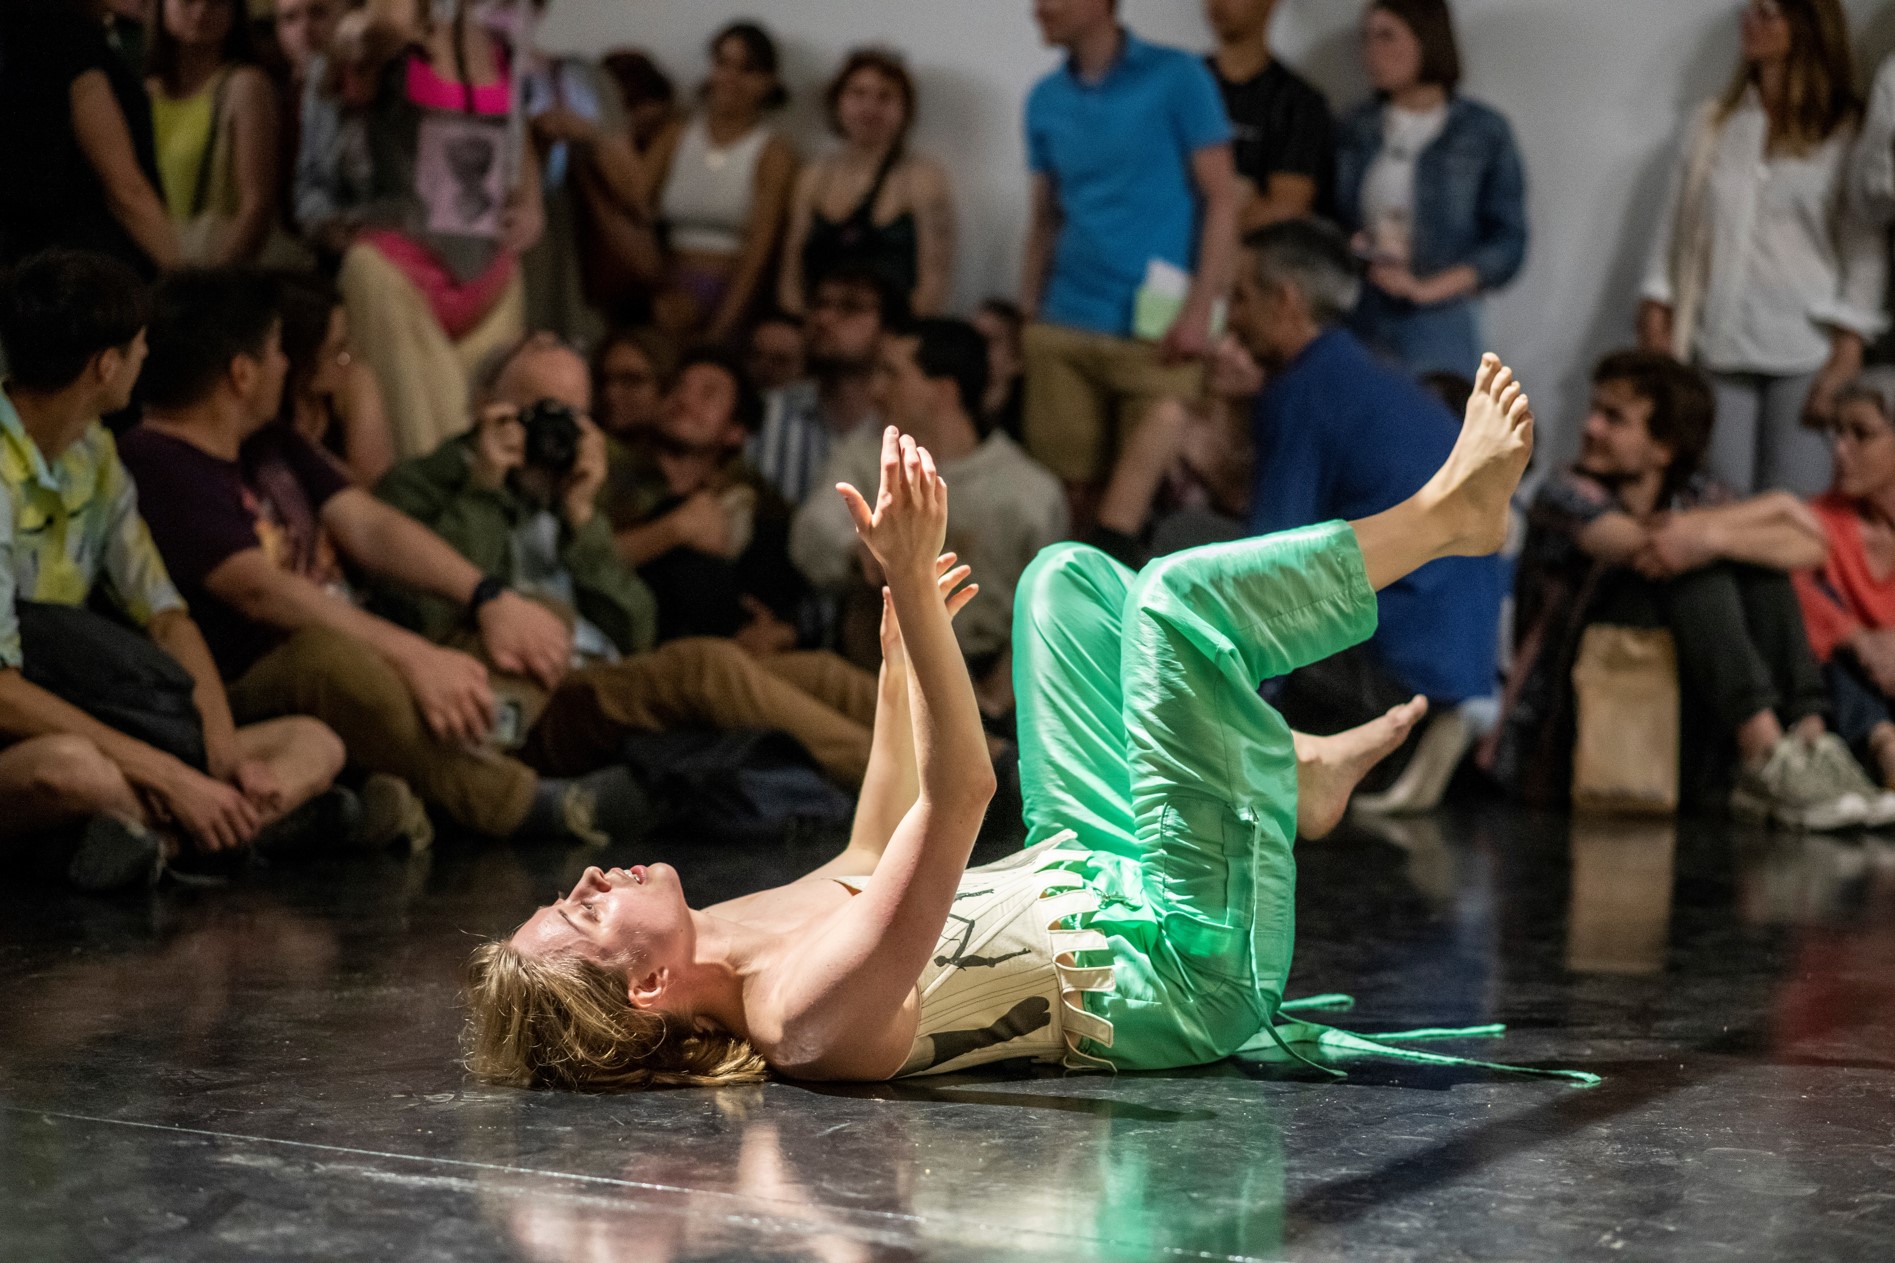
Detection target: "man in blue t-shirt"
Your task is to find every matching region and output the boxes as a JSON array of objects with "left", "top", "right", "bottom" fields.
[
  {"left": 1019, "top": 0, "right": 1241, "bottom": 518},
  {"left": 1235, "top": 218, "right": 1504, "bottom": 807}
]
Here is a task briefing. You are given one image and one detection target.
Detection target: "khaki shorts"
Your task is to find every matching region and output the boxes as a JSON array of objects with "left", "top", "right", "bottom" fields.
[{"left": 1021, "top": 322, "right": 1205, "bottom": 485}]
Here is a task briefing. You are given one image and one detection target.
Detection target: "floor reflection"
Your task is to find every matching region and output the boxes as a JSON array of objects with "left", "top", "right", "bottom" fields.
[{"left": 1565, "top": 814, "right": 1676, "bottom": 976}]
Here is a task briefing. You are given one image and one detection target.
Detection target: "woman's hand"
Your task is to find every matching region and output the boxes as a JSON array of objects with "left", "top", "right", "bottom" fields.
[
  {"left": 1804, "top": 332, "right": 1866, "bottom": 430},
  {"left": 837, "top": 428, "right": 949, "bottom": 582},
  {"left": 1637, "top": 300, "right": 1676, "bottom": 357},
  {"left": 880, "top": 552, "right": 978, "bottom": 666}
]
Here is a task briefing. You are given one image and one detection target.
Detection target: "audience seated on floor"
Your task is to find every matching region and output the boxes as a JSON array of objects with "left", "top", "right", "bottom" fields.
[
  {"left": 115, "top": 268, "right": 639, "bottom": 847},
  {"left": 791, "top": 318, "right": 1067, "bottom": 700},
  {"left": 1793, "top": 370, "right": 1895, "bottom": 794},
  {"left": 0, "top": 250, "right": 345, "bottom": 890},
  {"left": 1234, "top": 218, "right": 1503, "bottom": 810},
  {"left": 374, "top": 329, "right": 881, "bottom": 790},
  {"left": 1499, "top": 349, "right": 1890, "bottom": 831},
  {"left": 748, "top": 264, "right": 901, "bottom": 508},
  {"left": 274, "top": 269, "right": 397, "bottom": 487},
  {"left": 744, "top": 310, "right": 806, "bottom": 395},
  {"left": 602, "top": 349, "right": 804, "bottom": 649}
]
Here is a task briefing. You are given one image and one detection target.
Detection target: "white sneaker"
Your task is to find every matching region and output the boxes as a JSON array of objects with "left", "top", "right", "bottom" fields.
[
  {"left": 1731, "top": 737, "right": 1869, "bottom": 833},
  {"left": 1803, "top": 733, "right": 1895, "bottom": 828}
]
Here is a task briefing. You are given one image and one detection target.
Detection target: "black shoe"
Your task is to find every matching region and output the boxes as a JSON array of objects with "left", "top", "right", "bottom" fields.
[
  {"left": 254, "top": 787, "right": 363, "bottom": 859},
  {"left": 66, "top": 814, "right": 165, "bottom": 892}
]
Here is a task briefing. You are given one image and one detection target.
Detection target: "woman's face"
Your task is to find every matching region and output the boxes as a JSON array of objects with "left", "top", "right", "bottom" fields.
[
  {"left": 836, "top": 67, "right": 908, "bottom": 151},
  {"left": 305, "top": 306, "right": 352, "bottom": 400},
  {"left": 598, "top": 341, "right": 663, "bottom": 439},
  {"left": 1831, "top": 397, "right": 1895, "bottom": 501},
  {"left": 706, "top": 35, "right": 773, "bottom": 117},
  {"left": 1741, "top": 0, "right": 1794, "bottom": 67},
  {"left": 275, "top": 0, "right": 338, "bottom": 76},
  {"left": 510, "top": 864, "right": 694, "bottom": 982},
  {"left": 1361, "top": 6, "right": 1425, "bottom": 95},
  {"left": 164, "top": 0, "right": 235, "bottom": 52}
]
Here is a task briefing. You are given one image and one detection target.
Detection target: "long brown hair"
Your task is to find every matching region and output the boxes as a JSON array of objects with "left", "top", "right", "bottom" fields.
[
  {"left": 146, "top": 0, "right": 257, "bottom": 91},
  {"left": 464, "top": 941, "right": 769, "bottom": 1092},
  {"left": 1721, "top": 0, "right": 1859, "bottom": 154},
  {"left": 1370, "top": 0, "right": 1462, "bottom": 95}
]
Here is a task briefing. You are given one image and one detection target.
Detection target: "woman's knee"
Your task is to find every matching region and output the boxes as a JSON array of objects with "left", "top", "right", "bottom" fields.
[
  {"left": 1020, "top": 542, "right": 1132, "bottom": 613},
  {"left": 282, "top": 716, "right": 348, "bottom": 783}
]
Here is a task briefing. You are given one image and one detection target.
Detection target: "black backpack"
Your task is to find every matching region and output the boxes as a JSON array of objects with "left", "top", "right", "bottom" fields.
[{"left": 16, "top": 601, "right": 207, "bottom": 770}]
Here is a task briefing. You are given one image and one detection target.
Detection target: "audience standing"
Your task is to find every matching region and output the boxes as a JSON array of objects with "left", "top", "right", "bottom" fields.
[
  {"left": 1205, "top": 0, "right": 1334, "bottom": 231},
  {"left": 146, "top": 0, "right": 284, "bottom": 266},
  {"left": 779, "top": 48, "right": 956, "bottom": 320},
  {"left": 748, "top": 266, "right": 899, "bottom": 508},
  {"left": 1501, "top": 350, "right": 1886, "bottom": 829},
  {"left": 0, "top": 251, "right": 345, "bottom": 889},
  {"left": 647, "top": 22, "right": 798, "bottom": 347},
  {"left": 0, "top": 0, "right": 180, "bottom": 275},
  {"left": 1639, "top": 0, "right": 1881, "bottom": 496},
  {"left": 296, "top": 0, "right": 546, "bottom": 461},
  {"left": 1335, "top": 0, "right": 1526, "bottom": 379},
  {"left": 1234, "top": 219, "right": 1502, "bottom": 808},
  {"left": 1018, "top": 0, "right": 1241, "bottom": 520}
]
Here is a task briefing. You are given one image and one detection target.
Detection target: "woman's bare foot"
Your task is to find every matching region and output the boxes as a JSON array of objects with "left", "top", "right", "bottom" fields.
[
  {"left": 1295, "top": 696, "right": 1430, "bottom": 840},
  {"left": 1419, "top": 352, "right": 1535, "bottom": 556}
]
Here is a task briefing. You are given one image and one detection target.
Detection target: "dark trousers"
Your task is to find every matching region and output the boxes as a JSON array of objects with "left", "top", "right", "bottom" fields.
[
  {"left": 1592, "top": 562, "right": 1828, "bottom": 802},
  {"left": 1825, "top": 655, "right": 1893, "bottom": 762}
]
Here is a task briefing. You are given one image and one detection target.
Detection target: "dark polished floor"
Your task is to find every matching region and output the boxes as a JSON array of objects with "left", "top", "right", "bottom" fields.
[{"left": 3, "top": 801, "right": 1893, "bottom": 1263}]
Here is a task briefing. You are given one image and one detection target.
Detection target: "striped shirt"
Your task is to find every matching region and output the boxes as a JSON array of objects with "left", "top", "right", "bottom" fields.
[{"left": 747, "top": 380, "right": 877, "bottom": 508}]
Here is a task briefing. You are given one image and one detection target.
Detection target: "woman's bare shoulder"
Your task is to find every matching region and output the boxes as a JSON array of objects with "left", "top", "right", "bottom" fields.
[{"left": 702, "top": 873, "right": 854, "bottom": 927}]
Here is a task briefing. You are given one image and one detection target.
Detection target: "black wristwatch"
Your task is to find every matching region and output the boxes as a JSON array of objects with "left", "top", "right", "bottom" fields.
[{"left": 467, "top": 575, "right": 507, "bottom": 623}]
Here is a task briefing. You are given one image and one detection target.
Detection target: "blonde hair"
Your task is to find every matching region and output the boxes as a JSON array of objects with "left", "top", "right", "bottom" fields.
[{"left": 464, "top": 941, "right": 769, "bottom": 1091}]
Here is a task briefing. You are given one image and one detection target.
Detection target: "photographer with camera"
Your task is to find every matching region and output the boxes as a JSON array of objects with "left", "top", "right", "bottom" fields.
[
  {"left": 376, "top": 333, "right": 884, "bottom": 790},
  {"left": 121, "top": 271, "right": 634, "bottom": 847}
]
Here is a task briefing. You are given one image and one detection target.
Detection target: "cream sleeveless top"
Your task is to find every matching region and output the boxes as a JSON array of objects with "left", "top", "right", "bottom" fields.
[
  {"left": 833, "top": 834, "right": 1117, "bottom": 1078},
  {"left": 659, "top": 116, "right": 772, "bottom": 256}
]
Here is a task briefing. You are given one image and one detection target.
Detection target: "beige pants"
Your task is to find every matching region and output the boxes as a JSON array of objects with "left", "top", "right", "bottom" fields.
[
  {"left": 338, "top": 243, "right": 526, "bottom": 461},
  {"left": 1021, "top": 321, "right": 1205, "bottom": 486}
]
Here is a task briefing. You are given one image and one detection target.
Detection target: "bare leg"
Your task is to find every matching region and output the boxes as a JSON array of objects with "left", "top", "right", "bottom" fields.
[
  {"left": 1294, "top": 697, "right": 1430, "bottom": 840},
  {"left": 0, "top": 735, "right": 148, "bottom": 842},
  {"left": 1352, "top": 354, "right": 1534, "bottom": 592},
  {"left": 233, "top": 717, "right": 346, "bottom": 825},
  {"left": 1096, "top": 397, "right": 1192, "bottom": 537}
]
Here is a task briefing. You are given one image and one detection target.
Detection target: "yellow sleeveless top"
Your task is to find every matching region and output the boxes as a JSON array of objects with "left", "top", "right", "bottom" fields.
[{"left": 149, "top": 75, "right": 222, "bottom": 220}]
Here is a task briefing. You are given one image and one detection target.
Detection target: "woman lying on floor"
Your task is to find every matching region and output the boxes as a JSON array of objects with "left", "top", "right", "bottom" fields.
[{"left": 467, "top": 357, "right": 1551, "bottom": 1089}]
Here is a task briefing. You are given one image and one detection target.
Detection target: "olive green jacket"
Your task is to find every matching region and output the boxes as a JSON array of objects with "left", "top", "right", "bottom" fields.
[{"left": 372, "top": 437, "right": 658, "bottom": 656}]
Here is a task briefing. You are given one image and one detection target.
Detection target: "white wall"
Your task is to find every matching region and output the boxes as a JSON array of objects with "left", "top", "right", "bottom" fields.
[{"left": 537, "top": 0, "right": 1895, "bottom": 458}]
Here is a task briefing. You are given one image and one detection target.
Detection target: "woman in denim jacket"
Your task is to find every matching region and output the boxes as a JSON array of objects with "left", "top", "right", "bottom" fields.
[{"left": 1335, "top": 0, "right": 1527, "bottom": 377}]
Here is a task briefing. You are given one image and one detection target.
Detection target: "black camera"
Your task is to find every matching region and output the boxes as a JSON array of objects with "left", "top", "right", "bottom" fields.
[{"left": 519, "top": 398, "right": 581, "bottom": 478}]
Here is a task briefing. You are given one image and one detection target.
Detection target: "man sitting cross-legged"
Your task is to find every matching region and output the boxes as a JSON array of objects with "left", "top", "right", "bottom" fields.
[
  {"left": 1498, "top": 350, "right": 1888, "bottom": 828},
  {"left": 374, "top": 332, "right": 883, "bottom": 791},
  {"left": 0, "top": 251, "right": 345, "bottom": 889},
  {"left": 119, "top": 269, "right": 632, "bottom": 846}
]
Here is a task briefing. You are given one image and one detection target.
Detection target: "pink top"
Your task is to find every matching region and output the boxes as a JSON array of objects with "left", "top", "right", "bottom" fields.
[{"left": 404, "top": 52, "right": 510, "bottom": 116}]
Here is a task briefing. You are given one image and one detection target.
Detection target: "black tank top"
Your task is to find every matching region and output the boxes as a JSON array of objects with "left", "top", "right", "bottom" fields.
[{"left": 801, "top": 149, "right": 919, "bottom": 298}]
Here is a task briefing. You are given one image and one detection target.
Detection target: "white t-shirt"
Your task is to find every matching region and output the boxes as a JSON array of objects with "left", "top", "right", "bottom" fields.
[{"left": 1360, "top": 103, "right": 1449, "bottom": 265}]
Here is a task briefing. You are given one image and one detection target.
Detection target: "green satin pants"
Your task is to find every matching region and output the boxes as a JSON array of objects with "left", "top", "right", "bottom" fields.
[{"left": 1013, "top": 522, "right": 1378, "bottom": 1071}]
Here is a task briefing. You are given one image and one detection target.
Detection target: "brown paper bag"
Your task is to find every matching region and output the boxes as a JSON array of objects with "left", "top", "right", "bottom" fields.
[{"left": 1570, "top": 624, "right": 1680, "bottom": 815}]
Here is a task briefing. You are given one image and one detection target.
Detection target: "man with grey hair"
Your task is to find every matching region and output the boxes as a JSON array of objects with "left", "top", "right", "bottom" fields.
[{"left": 1230, "top": 217, "right": 1504, "bottom": 811}]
